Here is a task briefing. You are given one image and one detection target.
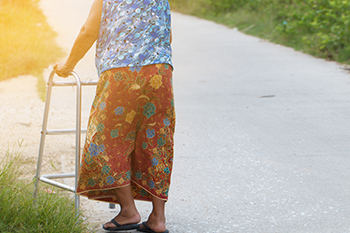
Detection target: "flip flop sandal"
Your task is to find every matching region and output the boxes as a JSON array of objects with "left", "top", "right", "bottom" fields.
[
  {"left": 137, "top": 222, "right": 169, "bottom": 233},
  {"left": 103, "top": 218, "right": 140, "bottom": 231}
]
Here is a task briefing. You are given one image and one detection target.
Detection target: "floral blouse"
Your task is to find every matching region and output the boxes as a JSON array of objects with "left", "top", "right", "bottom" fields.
[{"left": 95, "top": 0, "right": 173, "bottom": 76}]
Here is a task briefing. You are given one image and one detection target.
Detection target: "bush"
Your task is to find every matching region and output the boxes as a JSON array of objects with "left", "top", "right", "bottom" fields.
[
  {"left": 275, "top": 0, "right": 350, "bottom": 61},
  {"left": 169, "top": 0, "right": 350, "bottom": 63}
]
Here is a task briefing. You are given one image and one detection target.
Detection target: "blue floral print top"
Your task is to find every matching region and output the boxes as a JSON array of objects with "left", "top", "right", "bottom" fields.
[{"left": 95, "top": 0, "right": 173, "bottom": 76}]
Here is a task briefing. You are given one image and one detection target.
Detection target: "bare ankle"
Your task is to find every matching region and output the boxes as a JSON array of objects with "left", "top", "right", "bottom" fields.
[
  {"left": 149, "top": 212, "right": 165, "bottom": 223},
  {"left": 120, "top": 207, "right": 139, "bottom": 217},
  {"left": 113, "top": 208, "right": 141, "bottom": 225}
]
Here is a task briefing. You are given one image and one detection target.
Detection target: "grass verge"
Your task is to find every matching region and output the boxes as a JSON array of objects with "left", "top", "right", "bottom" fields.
[
  {"left": 169, "top": 1, "right": 350, "bottom": 64},
  {"left": 0, "top": 147, "right": 89, "bottom": 233},
  {"left": 0, "top": 0, "right": 64, "bottom": 100}
]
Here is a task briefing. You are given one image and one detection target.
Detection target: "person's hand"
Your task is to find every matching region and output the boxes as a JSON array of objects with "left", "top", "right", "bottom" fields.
[{"left": 53, "top": 62, "right": 74, "bottom": 78}]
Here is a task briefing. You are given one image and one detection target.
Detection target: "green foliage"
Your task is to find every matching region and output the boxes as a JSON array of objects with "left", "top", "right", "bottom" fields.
[
  {"left": 170, "top": 0, "right": 350, "bottom": 63},
  {"left": 275, "top": 0, "right": 350, "bottom": 61},
  {"left": 0, "top": 149, "right": 90, "bottom": 233}
]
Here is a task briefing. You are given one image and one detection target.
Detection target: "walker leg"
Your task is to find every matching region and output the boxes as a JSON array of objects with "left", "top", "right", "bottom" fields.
[
  {"left": 71, "top": 71, "right": 82, "bottom": 214},
  {"left": 33, "top": 71, "right": 55, "bottom": 200}
]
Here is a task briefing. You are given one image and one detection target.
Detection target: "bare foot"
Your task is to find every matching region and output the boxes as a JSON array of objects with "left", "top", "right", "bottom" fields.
[{"left": 139, "top": 213, "right": 167, "bottom": 233}]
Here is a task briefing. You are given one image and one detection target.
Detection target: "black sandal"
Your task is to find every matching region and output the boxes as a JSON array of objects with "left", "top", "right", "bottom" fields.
[
  {"left": 103, "top": 218, "right": 140, "bottom": 231},
  {"left": 137, "top": 222, "right": 169, "bottom": 233}
]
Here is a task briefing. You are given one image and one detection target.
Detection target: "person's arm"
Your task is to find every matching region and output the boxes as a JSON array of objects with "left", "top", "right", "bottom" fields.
[{"left": 54, "top": 0, "right": 103, "bottom": 77}]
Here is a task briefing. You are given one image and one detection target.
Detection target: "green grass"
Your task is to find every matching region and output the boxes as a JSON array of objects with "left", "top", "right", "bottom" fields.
[
  {"left": 0, "top": 147, "right": 90, "bottom": 233},
  {"left": 169, "top": 0, "right": 350, "bottom": 64},
  {"left": 0, "top": 0, "right": 64, "bottom": 100}
]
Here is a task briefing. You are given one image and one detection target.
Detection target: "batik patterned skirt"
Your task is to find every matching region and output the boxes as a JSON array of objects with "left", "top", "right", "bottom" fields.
[{"left": 76, "top": 64, "right": 175, "bottom": 203}]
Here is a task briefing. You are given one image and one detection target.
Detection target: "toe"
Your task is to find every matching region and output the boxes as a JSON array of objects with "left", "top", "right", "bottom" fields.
[{"left": 103, "top": 221, "right": 116, "bottom": 229}]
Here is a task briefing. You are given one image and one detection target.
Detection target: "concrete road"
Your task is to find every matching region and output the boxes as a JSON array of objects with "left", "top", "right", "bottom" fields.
[{"left": 40, "top": 1, "right": 350, "bottom": 232}]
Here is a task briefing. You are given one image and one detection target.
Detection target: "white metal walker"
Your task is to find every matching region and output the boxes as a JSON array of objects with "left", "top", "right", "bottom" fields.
[{"left": 33, "top": 70, "right": 97, "bottom": 213}]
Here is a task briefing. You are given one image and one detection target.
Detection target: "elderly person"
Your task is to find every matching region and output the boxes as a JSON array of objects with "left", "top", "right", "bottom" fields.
[{"left": 54, "top": 0, "right": 174, "bottom": 232}]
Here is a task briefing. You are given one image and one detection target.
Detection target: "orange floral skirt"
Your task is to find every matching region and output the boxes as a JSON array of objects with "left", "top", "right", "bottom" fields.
[{"left": 76, "top": 64, "right": 175, "bottom": 203}]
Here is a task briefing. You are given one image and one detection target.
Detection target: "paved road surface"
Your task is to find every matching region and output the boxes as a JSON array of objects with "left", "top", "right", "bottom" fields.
[{"left": 40, "top": 1, "right": 350, "bottom": 232}]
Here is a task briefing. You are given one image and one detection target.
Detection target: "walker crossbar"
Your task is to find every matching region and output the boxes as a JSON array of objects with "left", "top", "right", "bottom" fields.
[
  {"left": 45, "top": 129, "right": 87, "bottom": 135},
  {"left": 33, "top": 70, "right": 97, "bottom": 214},
  {"left": 40, "top": 175, "right": 76, "bottom": 193},
  {"left": 52, "top": 80, "right": 98, "bottom": 86}
]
